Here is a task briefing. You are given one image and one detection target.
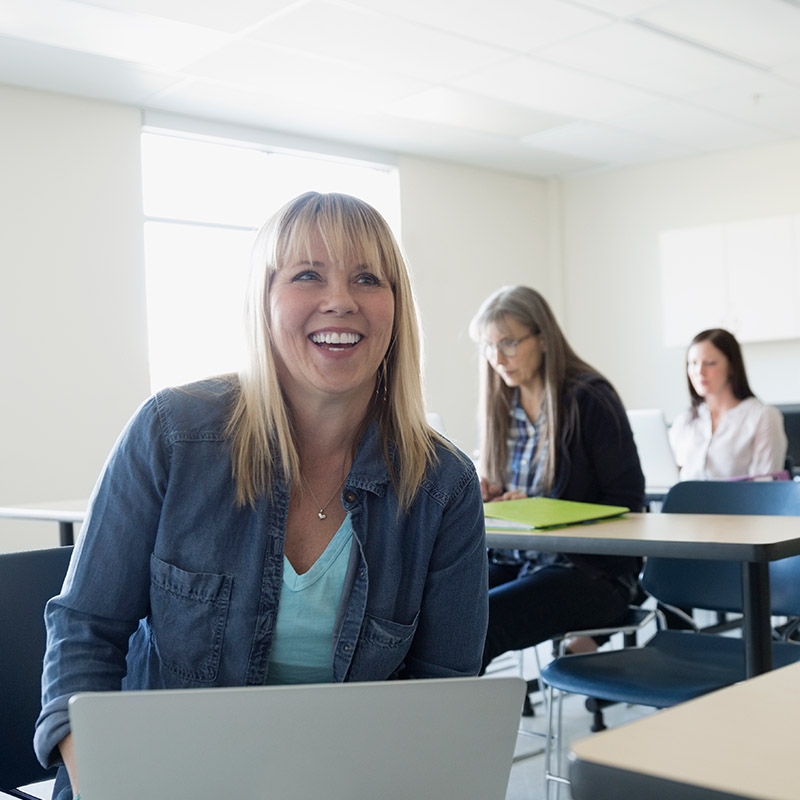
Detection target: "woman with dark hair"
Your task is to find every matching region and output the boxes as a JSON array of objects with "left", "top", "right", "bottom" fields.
[
  {"left": 470, "top": 285, "right": 644, "bottom": 670},
  {"left": 669, "top": 328, "right": 787, "bottom": 479}
]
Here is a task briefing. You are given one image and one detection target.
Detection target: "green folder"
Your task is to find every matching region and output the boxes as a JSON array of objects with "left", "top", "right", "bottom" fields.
[{"left": 483, "top": 497, "right": 629, "bottom": 531}]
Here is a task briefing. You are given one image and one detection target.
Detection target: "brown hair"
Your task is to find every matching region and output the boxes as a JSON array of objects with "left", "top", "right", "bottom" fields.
[{"left": 687, "top": 328, "right": 754, "bottom": 412}]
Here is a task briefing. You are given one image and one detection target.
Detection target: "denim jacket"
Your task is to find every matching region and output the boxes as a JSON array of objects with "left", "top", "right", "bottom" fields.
[{"left": 35, "top": 378, "right": 488, "bottom": 777}]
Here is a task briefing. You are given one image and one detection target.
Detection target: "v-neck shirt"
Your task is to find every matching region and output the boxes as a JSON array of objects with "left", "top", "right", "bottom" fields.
[{"left": 266, "top": 514, "right": 354, "bottom": 685}]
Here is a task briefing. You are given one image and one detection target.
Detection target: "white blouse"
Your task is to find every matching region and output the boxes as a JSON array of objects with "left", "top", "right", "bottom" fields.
[{"left": 669, "top": 397, "right": 788, "bottom": 480}]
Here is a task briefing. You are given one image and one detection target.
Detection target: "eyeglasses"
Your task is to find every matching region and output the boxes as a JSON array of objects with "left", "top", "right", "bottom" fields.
[{"left": 481, "top": 334, "right": 534, "bottom": 361}]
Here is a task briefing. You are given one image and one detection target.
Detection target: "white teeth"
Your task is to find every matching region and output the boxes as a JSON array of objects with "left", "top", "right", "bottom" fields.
[{"left": 310, "top": 332, "right": 362, "bottom": 345}]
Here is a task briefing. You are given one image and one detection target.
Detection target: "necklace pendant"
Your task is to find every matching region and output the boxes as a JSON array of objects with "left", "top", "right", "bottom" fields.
[{"left": 317, "top": 510, "right": 327, "bottom": 521}]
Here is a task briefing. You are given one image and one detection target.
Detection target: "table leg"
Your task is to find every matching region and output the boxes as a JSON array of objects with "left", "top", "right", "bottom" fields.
[
  {"left": 741, "top": 561, "right": 772, "bottom": 677},
  {"left": 58, "top": 520, "right": 75, "bottom": 547}
]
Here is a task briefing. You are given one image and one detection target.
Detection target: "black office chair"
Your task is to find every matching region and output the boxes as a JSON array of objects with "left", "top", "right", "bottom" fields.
[
  {"left": 1, "top": 546, "right": 73, "bottom": 799},
  {"left": 539, "top": 480, "right": 800, "bottom": 798}
]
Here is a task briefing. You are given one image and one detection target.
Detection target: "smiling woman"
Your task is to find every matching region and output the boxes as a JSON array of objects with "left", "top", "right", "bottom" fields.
[{"left": 36, "top": 192, "right": 489, "bottom": 800}]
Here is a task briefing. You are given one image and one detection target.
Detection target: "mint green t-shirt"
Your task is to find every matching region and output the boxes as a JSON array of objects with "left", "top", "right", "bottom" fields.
[{"left": 266, "top": 514, "right": 354, "bottom": 685}]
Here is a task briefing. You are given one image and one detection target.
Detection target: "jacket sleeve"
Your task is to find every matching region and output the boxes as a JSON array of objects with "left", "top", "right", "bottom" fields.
[
  {"left": 34, "top": 396, "right": 167, "bottom": 768},
  {"left": 565, "top": 378, "right": 646, "bottom": 511},
  {"left": 401, "top": 459, "right": 488, "bottom": 679}
]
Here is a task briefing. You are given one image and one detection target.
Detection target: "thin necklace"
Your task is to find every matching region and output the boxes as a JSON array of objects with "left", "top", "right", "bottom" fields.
[{"left": 302, "top": 473, "right": 347, "bottom": 521}]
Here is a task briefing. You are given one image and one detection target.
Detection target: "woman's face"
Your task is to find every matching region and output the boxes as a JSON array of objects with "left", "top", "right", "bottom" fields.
[
  {"left": 268, "top": 231, "right": 395, "bottom": 407},
  {"left": 687, "top": 340, "right": 731, "bottom": 399},
  {"left": 482, "top": 316, "right": 545, "bottom": 391}
]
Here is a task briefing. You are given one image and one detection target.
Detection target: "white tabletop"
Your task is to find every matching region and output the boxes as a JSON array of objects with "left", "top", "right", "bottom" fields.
[
  {"left": 0, "top": 499, "right": 87, "bottom": 523},
  {"left": 570, "top": 659, "right": 800, "bottom": 800},
  {"left": 485, "top": 511, "right": 800, "bottom": 562}
]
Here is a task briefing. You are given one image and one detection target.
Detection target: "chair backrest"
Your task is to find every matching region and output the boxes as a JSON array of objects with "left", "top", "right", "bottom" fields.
[
  {"left": 644, "top": 481, "right": 800, "bottom": 614},
  {"left": 0, "top": 546, "right": 73, "bottom": 791}
]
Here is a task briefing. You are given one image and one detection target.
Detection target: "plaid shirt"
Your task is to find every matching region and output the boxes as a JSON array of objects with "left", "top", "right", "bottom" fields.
[
  {"left": 505, "top": 390, "right": 546, "bottom": 497},
  {"left": 491, "top": 392, "right": 550, "bottom": 566}
]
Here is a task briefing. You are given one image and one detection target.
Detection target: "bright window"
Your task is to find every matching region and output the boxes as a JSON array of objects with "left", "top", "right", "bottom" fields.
[{"left": 141, "top": 131, "right": 400, "bottom": 392}]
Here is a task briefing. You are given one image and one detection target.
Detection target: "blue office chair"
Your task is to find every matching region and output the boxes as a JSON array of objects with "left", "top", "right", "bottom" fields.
[
  {"left": 539, "top": 480, "right": 800, "bottom": 798},
  {"left": 1, "top": 546, "right": 73, "bottom": 799}
]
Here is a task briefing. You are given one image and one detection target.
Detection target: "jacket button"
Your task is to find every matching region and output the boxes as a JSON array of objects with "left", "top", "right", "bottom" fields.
[{"left": 344, "top": 491, "right": 357, "bottom": 503}]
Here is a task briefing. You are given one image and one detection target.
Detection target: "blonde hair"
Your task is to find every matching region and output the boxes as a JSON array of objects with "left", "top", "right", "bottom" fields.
[
  {"left": 227, "top": 191, "right": 439, "bottom": 508},
  {"left": 469, "top": 285, "right": 598, "bottom": 494}
]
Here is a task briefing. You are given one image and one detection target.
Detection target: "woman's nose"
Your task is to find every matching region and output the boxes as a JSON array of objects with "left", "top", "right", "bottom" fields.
[{"left": 322, "top": 275, "right": 357, "bottom": 313}]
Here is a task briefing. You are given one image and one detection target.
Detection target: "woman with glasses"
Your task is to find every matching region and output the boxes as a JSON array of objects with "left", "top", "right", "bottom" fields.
[{"left": 470, "top": 285, "right": 644, "bottom": 670}]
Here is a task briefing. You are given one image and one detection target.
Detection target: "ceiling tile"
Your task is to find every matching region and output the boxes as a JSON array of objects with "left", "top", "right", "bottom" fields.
[
  {"left": 688, "top": 75, "right": 800, "bottom": 137},
  {"left": 521, "top": 120, "right": 692, "bottom": 165},
  {"left": 611, "top": 97, "right": 782, "bottom": 151},
  {"left": 454, "top": 55, "right": 656, "bottom": 121},
  {"left": 536, "top": 21, "right": 764, "bottom": 98},
  {"left": 383, "top": 87, "right": 572, "bottom": 138},
  {"left": 0, "top": 0, "right": 228, "bottom": 69},
  {"left": 183, "top": 40, "right": 425, "bottom": 108},
  {"left": 0, "top": 34, "right": 183, "bottom": 103},
  {"left": 774, "top": 60, "right": 800, "bottom": 85},
  {"left": 347, "top": 0, "right": 610, "bottom": 52},
  {"left": 636, "top": 0, "right": 800, "bottom": 69},
  {"left": 66, "top": 0, "right": 296, "bottom": 33},
  {"left": 247, "top": 1, "right": 509, "bottom": 82},
  {"left": 573, "top": 0, "right": 666, "bottom": 16}
]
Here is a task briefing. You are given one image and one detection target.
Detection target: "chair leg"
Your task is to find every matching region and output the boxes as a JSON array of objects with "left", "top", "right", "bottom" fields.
[
  {"left": 543, "top": 681, "right": 572, "bottom": 799},
  {"left": 585, "top": 697, "right": 609, "bottom": 732}
]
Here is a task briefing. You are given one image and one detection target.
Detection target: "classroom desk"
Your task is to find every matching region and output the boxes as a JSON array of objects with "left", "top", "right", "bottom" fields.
[
  {"left": 569, "top": 659, "right": 800, "bottom": 800},
  {"left": 484, "top": 512, "right": 800, "bottom": 677},
  {"left": 0, "top": 499, "right": 87, "bottom": 546}
]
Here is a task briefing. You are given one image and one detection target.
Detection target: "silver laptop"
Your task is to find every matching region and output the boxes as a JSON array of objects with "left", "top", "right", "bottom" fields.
[
  {"left": 627, "top": 408, "right": 680, "bottom": 495},
  {"left": 69, "top": 676, "right": 525, "bottom": 800}
]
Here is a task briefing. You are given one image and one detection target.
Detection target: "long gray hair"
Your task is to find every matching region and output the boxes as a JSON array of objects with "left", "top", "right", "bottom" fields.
[{"left": 469, "top": 285, "right": 597, "bottom": 493}]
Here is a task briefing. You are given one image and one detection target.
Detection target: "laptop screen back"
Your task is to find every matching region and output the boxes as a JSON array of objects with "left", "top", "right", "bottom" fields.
[
  {"left": 627, "top": 409, "right": 680, "bottom": 493},
  {"left": 69, "top": 676, "right": 525, "bottom": 800}
]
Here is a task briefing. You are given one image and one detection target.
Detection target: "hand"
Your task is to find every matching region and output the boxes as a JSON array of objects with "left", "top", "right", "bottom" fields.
[
  {"left": 497, "top": 489, "right": 527, "bottom": 501},
  {"left": 480, "top": 478, "right": 503, "bottom": 502},
  {"left": 480, "top": 479, "right": 527, "bottom": 502},
  {"left": 57, "top": 733, "right": 79, "bottom": 796}
]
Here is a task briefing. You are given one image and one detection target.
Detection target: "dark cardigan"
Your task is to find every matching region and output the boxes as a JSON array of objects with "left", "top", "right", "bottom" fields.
[{"left": 546, "top": 374, "right": 645, "bottom": 582}]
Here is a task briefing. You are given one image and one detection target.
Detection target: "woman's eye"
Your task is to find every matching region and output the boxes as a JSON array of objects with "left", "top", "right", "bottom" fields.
[
  {"left": 355, "top": 272, "right": 383, "bottom": 286},
  {"left": 292, "top": 270, "right": 320, "bottom": 282}
]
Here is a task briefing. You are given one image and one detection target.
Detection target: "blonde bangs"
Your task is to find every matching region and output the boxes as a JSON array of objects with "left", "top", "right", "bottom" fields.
[{"left": 231, "top": 191, "right": 441, "bottom": 510}]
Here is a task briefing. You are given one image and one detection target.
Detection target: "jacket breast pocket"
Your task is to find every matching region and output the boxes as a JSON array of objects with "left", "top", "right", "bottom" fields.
[
  {"left": 149, "top": 555, "right": 233, "bottom": 683},
  {"left": 348, "top": 612, "right": 419, "bottom": 680}
]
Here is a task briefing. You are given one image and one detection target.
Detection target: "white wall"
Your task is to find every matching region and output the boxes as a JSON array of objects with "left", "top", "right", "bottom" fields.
[
  {"left": 397, "top": 157, "right": 550, "bottom": 456},
  {"left": 559, "top": 141, "right": 800, "bottom": 424},
  {"left": 0, "top": 85, "right": 151, "bottom": 551}
]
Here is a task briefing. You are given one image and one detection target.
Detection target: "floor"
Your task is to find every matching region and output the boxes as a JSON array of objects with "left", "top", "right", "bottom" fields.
[{"left": 503, "top": 678, "right": 657, "bottom": 799}]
